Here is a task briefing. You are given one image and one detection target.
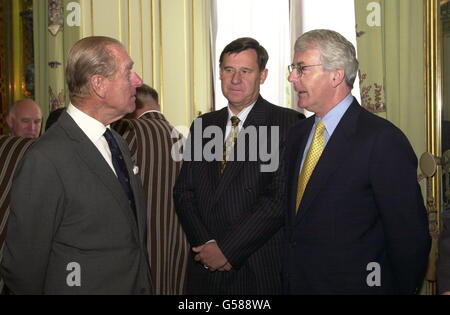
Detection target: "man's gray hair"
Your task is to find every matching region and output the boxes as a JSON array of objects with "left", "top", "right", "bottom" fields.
[
  {"left": 66, "top": 36, "right": 124, "bottom": 101},
  {"left": 294, "top": 29, "right": 359, "bottom": 88}
]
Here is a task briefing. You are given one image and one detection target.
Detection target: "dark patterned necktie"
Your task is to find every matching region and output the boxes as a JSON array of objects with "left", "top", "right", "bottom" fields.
[
  {"left": 221, "top": 116, "right": 241, "bottom": 174},
  {"left": 104, "top": 128, "right": 137, "bottom": 218}
]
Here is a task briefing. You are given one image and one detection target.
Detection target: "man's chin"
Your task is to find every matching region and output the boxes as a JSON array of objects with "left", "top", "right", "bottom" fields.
[
  {"left": 124, "top": 104, "right": 136, "bottom": 116},
  {"left": 297, "top": 101, "right": 309, "bottom": 111}
]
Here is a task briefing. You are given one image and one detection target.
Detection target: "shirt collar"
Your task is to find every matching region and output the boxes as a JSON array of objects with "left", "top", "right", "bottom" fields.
[
  {"left": 66, "top": 104, "right": 109, "bottom": 143},
  {"left": 227, "top": 101, "right": 256, "bottom": 124},
  {"left": 315, "top": 93, "right": 353, "bottom": 136},
  {"left": 138, "top": 110, "right": 161, "bottom": 119}
]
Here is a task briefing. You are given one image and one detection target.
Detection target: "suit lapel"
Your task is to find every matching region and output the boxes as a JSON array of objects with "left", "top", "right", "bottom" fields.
[
  {"left": 58, "top": 113, "right": 140, "bottom": 237},
  {"left": 295, "top": 101, "right": 361, "bottom": 225},
  {"left": 113, "top": 128, "right": 147, "bottom": 242},
  {"left": 213, "top": 98, "right": 267, "bottom": 204},
  {"left": 206, "top": 108, "right": 228, "bottom": 188}
]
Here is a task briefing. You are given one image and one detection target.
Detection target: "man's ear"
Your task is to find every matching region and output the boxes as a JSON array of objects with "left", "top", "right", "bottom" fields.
[
  {"left": 5, "top": 114, "right": 13, "bottom": 129},
  {"left": 90, "top": 74, "right": 106, "bottom": 98},
  {"left": 260, "top": 69, "right": 268, "bottom": 84},
  {"left": 219, "top": 67, "right": 225, "bottom": 81},
  {"left": 331, "top": 69, "right": 345, "bottom": 88}
]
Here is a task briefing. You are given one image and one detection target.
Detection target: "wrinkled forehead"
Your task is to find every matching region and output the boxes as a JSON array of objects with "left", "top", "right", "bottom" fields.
[
  {"left": 222, "top": 49, "right": 259, "bottom": 67},
  {"left": 14, "top": 102, "right": 42, "bottom": 119},
  {"left": 293, "top": 48, "right": 321, "bottom": 64},
  {"left": 109, "top": 44, "right": 134, "bottom": 69}
]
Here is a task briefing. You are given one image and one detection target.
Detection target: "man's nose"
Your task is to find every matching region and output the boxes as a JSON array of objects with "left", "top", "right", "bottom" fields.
[
  {"left": 288, "top": 71, "right": 297, "bottom": 83},
  {"left": 132, "top": 72, "right": 143, "bottom": 87},
  {"left": 31, "top": 122, "right": 40, "bottom": 132},
  {"left": 232, "top": 71, "right": 242, "bottom": 84}
]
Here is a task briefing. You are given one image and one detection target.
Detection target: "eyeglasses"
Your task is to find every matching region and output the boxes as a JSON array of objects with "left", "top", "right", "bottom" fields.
[{"left": 288, "top": 63, "right": 323, "bottom": 76}]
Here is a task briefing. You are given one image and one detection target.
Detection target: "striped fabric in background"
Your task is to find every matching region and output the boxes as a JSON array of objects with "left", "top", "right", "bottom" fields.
[
  {"left": 115, "top": 112, "right": 190, "bottom": 295},
  {"left": 0, "top": 135, "right": 34, "bottom": 294}
]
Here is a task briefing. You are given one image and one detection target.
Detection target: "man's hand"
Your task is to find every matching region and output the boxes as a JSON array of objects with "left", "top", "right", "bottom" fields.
[
  {"left": 218, "top": 262, "right": 232, "bottom": 272},
  {"left": 192, "top": 242, "right": 233, "bottom": 272}
]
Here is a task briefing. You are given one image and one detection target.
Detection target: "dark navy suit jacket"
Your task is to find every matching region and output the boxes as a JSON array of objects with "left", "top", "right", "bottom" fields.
[{"left": 282, "top": 99, "right": 431, "bottom": 295}]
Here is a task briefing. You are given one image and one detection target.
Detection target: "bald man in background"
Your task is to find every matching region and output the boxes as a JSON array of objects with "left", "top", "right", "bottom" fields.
[{"left": 6, "top": 99, "right": 42, "bottom": 138}]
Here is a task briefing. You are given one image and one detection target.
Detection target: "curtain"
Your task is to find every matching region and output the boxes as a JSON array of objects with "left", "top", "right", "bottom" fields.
[
  {"left": 34, "top": 0, "right": 80, "bottom": 127},
  {"left": 80, "top": 0, "right": 212, "bottom": 130},
  {"left": 290, "top": 0, "right": 302, "bottom": 111},
  {"left": 211, "top": 0, "right": 291, "bottom": 110},
  {"left": 192, "top": 0, "right": 214, "bottom": 117},
  {"left": 356, "top": 0, "right": 429, "bottom": 293},
  {"left": 355, "top": 0, "right": 425, "bottom": 157}
]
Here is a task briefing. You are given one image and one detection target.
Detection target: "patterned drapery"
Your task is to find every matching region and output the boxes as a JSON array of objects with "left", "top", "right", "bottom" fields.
[
  {"left": 354, "top": 0, "right": 425, "bottom": 159},
  {"left": 355, "top": 0, "right": 386, "bottom": 114},
  {"left": 33, "top": 0, "right": 80, "bottom": 127}
]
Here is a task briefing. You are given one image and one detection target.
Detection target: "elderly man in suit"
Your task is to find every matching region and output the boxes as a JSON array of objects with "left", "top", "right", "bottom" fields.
[
  {"left": 1, "top": 36, "right": 152, "bottom": 294},
  {"left": 282, "top": 29, "right": 430, "bottom": 295},
  {"left": 174, "top": 37, "right": 304, "bottom": 294},
  {"left": 6, "top": 99, "right": 42, "bottom": 138},
  {"left": 115, "top": 84, "right": 189, "bottom": 294}
]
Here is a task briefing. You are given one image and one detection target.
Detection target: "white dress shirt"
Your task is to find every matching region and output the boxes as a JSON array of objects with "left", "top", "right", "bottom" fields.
[
  {"left": 66, "top": 104, "right": 117, "bottom": 176},
  {"left": 224, "top": 102, "right": 255, "bottom": 139},
  {"left": 299, "top": 93, "right": 354, "bottom": 172},
  {"left": 137, "top": 110, "right": 161, "bottom": 119}
]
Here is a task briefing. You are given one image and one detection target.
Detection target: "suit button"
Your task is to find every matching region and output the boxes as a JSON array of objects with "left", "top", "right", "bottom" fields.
[
  {"left": 140, "top": 288, "right": 147, "bottom": 294},
  {"left": 290, "top": 241, "right": 297, "bottom": 248}
]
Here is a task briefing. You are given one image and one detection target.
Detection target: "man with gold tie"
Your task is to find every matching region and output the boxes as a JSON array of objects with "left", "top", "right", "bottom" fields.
[{"left": 282, "top": 29, "right": 430, "bottom": 295}]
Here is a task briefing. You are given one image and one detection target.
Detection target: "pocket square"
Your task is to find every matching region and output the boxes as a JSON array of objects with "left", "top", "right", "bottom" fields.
[{"left": 133, "top": 165, "right": 139, "bottom": 175}]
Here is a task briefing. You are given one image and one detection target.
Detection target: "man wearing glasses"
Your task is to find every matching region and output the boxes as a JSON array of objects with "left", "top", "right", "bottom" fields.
[{"left": 281, "top": 29, "right": 430, "bottom": 294}]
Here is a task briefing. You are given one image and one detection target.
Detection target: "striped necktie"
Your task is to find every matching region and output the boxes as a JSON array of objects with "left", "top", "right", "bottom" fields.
[
  {"left": 220, "top": 116, "right": 240, "bottom": 174},
  {"left": 296, "top": 120, "right": 325, "bottom": 211}
]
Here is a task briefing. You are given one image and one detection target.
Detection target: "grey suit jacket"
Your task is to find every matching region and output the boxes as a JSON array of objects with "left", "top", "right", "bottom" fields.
[{"left": 1, "top": 112, "right": 152, "bottom": 294}]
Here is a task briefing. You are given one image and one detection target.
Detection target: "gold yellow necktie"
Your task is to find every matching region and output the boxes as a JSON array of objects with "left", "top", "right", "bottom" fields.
[
  {"left": 221, "top": 116, "right": 241, "bottom": 174},
  {"left": 295, "top": 120, "right": 326, "bottom": 211}
]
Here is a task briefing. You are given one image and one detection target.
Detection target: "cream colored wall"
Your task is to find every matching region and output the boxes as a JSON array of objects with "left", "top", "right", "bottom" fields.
[{"left": 79, "top": 0, "right": 212, "bottom": 131}]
